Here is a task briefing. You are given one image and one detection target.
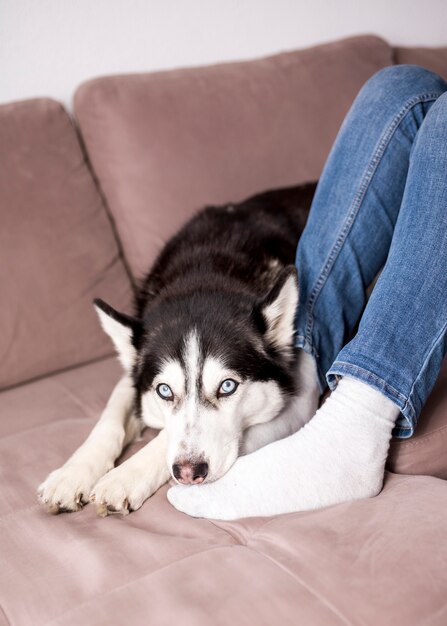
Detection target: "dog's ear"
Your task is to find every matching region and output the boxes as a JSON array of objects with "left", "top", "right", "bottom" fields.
[
  {"left": 256, "top": 266, "right": 299, "bottom": 353},
  {"left": 93, "top": 299, "right": 141, "bottom": 373}
]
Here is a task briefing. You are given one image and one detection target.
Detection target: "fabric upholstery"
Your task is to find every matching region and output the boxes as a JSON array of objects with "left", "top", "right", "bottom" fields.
[
  {"left": 0, "top": 98, "right": 133, "bottom": 389},
  {"left": 388, "top": 357, "right": 447, "bottom": 479},
  {"left": 74, "top": 35, "right": 392, "bottom": 278},
  {"left": 0, "top": 357, "right": 446, "bottom": 625},
  {"left": 394, "top": 45, "right": 447, "bottom": 79}
]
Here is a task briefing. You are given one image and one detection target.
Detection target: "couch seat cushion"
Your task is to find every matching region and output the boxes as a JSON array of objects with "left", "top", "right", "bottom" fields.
[
  {"left": 1, "top": 358, "right": 446, "bottom": 625},
  {"left": 0, "top": 98, "right": 133, "bottom": 389}
]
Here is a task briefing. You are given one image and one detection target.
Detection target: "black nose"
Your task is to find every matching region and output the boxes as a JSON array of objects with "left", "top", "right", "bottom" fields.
[
  {"left": 193, "top": 462, "right": 209, "bottom": 481},
  {"left": 172, "top": 461, "right": 209, "bottom": 484}
]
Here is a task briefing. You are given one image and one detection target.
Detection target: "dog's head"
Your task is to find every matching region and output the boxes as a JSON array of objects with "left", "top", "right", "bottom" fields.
[{"left": 94, "top": 266, "right": 298, "bottom": 484}]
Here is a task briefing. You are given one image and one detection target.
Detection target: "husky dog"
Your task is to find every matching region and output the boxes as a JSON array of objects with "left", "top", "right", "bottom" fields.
[{"left": 38, "top": 183, "right": 317, "bottom": 516}]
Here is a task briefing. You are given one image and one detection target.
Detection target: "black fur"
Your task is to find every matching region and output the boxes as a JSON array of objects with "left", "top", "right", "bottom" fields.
[{"left": 97, "top": 182, "right": 317, "bottom": 409}]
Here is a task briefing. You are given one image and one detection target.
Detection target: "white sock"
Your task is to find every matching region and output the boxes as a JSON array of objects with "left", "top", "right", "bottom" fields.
[{"left": 167, "top": 376, "right": 400, "bottom": 519}]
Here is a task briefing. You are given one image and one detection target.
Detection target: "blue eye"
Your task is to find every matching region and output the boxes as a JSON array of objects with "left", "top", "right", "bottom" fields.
[
  {"left": 156, "top": 383, "right": 174, "bottom": 401},
  {"left": 218, "top": 379, "right": 238, "bottom": 397}
]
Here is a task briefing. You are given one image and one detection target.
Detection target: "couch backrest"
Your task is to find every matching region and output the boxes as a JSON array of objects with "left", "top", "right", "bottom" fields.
[
  {"left": 0, "top": 99, "right": 132, "bottom": 389},
  {"left": 74, "top": 35, "right": 392, "bottom": 278},
  {"left": 394, "top": 45, "right": 447, "bottom": 79}
]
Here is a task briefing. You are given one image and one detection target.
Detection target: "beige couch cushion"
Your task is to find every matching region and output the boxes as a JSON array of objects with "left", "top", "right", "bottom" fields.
[
  {"left": 0, "top": 358, "right": 446, "bottom": 625},
  {"left": 0, "top": 99, "right": 133, "bottom": 389},
  {"left": 74, "top": 35, "right": 392, "bottom": 278},
  {"left": 394, "top": 45, "right": 447, "bottom": 79},
  {"left": 388, "top": 358, "right": 447, "bottom": 479}
]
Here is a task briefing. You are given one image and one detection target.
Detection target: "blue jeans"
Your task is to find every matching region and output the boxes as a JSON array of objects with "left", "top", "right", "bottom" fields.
[{"left": 295, "top": 65, "right": 447, "bottom": 439}]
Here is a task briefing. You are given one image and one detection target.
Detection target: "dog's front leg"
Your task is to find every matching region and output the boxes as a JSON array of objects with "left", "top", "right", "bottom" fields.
[
  {"left": 90, "top": 429, "right": 169, "bottom": 516},
  {"left": 38, "top": 375, "right": 140, "bottom": 513}
]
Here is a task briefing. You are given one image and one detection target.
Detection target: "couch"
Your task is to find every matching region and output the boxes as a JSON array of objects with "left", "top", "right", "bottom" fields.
[{"left": 1, "top": 35, "right": 446, "bottom": 625}]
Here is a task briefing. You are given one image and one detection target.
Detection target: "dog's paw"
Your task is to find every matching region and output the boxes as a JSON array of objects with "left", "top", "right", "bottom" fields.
[
  {"left": 38, "top": 464, "right": 101, "bottom": 514},
  {"left": 90, "top": 465, "right": 149, "bottom": 517}
]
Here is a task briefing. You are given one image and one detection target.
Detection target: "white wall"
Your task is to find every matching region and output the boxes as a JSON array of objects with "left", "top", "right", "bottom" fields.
[{"left": 1, "top": 0, "right": 447, "bottom": 109}]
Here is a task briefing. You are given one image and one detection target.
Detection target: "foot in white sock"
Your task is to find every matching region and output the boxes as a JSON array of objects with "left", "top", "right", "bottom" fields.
[{"left": 167, "top": 377, "right": 399, "bottom": 519}]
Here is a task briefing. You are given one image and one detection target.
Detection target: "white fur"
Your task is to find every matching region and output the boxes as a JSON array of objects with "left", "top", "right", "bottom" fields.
[
  {"left": 263, "top": 273, "right": 299, "bottom": 353},
  {"left": 184, "top": 331, "right": 200, "bottom": 422},
  {"left": 38, "top": 376, "right": 140, "bottom": 513},
  {"left": 91, "top": 430, "right": 170, "bottom": 515},
  {"left": 241, "top": 350, "right": 319, "bottom": 454},
  {"left": 94, "top": 306, "right": 136, "bottom": 372},
  {"left": 201, "top": 356, "right": 227, "bottom": 396},
  {"left": 141, "top": 360, "right": 185, "bottom": 430},
  {"left": 140, "top": 390, "right": 166, "bottom": 430},
  {"left": 157, "top": 360, "right": 185, "bottom": 399},
  {"left": 168, "top": 377, "right": 400, "bottom": 519}
]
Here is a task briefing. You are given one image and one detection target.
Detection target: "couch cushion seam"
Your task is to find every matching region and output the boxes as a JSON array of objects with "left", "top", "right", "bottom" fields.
[
  {"left": 44, "top": 545, "right": 234, "bottom": 625},
  {"left": 245, "top": 475, "right": 417, "bottom": 541},
  {"left": 207, "top": 520, "right": 244, "bottom": 545},
  {"left": 243, "top": 545, "right": 354, "bottom": 626},
  {"left": 0, "top": 418, "right": 95, "bottom": 447},
  {"left": 0, "top": 602, "right": 11, "bottom": 626}
]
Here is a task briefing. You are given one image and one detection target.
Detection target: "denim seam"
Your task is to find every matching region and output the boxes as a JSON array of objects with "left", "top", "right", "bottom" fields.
[
  {"left": 394, "top": 425, "right": 413, "bottom": 434},
  {"left": 327, "top": 361, "right": 409, "bottom": 407},
  {"left": 303, "top": 91, "right": 443, "bottom": 348},
  {"left": 294, "top": 335, "right": 326, "bottom": 391},
  {"left": 326, "top": 361, "right": 415, "bottom": 437},
  {"left": 295, "top": 334, "right": 313, "bottom": 354},
  {"left": 402, "top": 319, "right": 447, "bottom": 418}
]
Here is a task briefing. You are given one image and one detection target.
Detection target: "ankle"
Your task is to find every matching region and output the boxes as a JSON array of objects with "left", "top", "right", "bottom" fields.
[{"left": 334, "top": 376, "right": 400, "bottom": 424}]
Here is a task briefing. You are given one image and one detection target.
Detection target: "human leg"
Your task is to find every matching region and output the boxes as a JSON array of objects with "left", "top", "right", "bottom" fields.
[
  {"left": 294, "top": 66, "right": 447, "bottom": 412},
  {"left": 327, "top": 88, "right": 447, "bottom": 437}
]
